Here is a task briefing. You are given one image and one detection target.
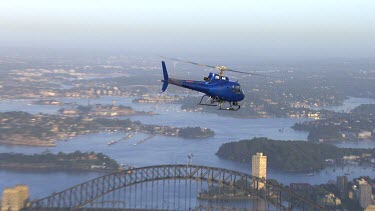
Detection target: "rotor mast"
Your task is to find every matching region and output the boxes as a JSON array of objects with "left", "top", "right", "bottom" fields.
[{"left": 217, "top": 66, "right": 227, "bottom": 76}]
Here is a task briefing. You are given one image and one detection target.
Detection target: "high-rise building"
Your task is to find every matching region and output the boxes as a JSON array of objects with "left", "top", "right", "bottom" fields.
[
  {"left": 336, "top": 175, "right": 348, "bottom": 198},
  {"left": 252, "top": 152, "right": 267, "bottom": 189},
  {"left": 1, "top": 185, "right": 29, "bottom": 211},
  {"left": 358, "top": 181, "right": 373, "bottom": 209}
]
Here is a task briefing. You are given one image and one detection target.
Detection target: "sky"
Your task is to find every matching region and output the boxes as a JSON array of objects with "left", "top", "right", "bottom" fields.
[{"left": 0, "top": 0, "right": 374, "bottom": 58}]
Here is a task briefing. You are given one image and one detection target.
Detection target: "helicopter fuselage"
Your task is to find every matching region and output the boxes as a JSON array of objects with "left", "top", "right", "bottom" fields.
[
  {"left": 161, "top": 61, "right": 245, "bottom": 104},
  {"left": 166, "top": 76, "right": 245, "bottom": 102}
]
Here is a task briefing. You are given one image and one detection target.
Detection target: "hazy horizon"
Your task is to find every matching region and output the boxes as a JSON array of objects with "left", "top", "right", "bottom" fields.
[{"left": 1, "top": 0, "right": 375, "bottom": 59}]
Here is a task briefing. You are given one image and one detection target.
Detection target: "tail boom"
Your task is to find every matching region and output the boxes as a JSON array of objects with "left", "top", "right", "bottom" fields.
[{"left": 160, "top": 61, "right": 207, "bottom": 94}]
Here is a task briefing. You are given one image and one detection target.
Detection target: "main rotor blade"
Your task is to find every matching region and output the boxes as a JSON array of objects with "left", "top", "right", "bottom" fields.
[
  {"left": 225, "top": 68, "right": 273, "bottom": 77},
  {"left": 162, "top": 56, "right": 273, "bottom": 77},
  {"left": 161, "top": 56, "right": 218, "bottom": 69}
]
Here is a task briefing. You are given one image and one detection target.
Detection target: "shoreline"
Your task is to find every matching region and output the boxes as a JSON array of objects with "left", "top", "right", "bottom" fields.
[
  {"left": 314, "top": 138, "right": 375, "bottom": 143},
  {"left": 0, "top": 164, "right": 119, "bottom": 174},
  {"left": 0, "top": 140, "right": 56, "bottom": 147}
]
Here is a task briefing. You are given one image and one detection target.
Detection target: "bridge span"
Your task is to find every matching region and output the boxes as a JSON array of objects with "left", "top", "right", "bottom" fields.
[{"left": 25, "top": 164, "right": 329, "bottom": 211}]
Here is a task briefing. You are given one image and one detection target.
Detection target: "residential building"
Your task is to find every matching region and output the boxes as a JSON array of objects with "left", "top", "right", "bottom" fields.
[
  {"left": 366, "top": 204, "right": 375, "bottom": 211},
  {"left": 358, "top": 130, "right": 372, "bottom": 139},
  {"left": 290, "top": 183, "right": 313, "bottom": 192},
  {"left": 320, "top": 193, "right": 342, "bottom": 207}
]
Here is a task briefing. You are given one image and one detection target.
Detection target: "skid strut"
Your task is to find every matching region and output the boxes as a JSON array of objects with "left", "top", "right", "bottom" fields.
[
  {"left": 198, "top": 95, "right": 241, "bottom": 111},
  {"left": 198, "top": 95, "right": 217, "bottom": 106}
]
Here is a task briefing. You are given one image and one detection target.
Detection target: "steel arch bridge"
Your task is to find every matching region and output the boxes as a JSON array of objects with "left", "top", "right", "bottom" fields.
[{"left": 25, "top": 164, "right": 329, "bottom": 211}]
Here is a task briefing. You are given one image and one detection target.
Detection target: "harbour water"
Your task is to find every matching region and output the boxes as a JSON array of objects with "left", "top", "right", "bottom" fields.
[
  {"left": 314, "top": 97, "right": 375, "bottom": 112},
  {"left": 0, "top": 96, "right": 374, "bottom": 200}
]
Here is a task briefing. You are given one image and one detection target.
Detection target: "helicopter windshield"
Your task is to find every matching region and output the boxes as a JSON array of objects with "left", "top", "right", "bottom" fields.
[{"left": 232, "top": 85, "right": 243, "bottom": 94}]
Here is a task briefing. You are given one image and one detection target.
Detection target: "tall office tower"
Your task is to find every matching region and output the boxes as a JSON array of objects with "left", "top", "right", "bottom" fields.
[
  {"left": 1, "top": 185, "right": 29, "bottom": 211},
  {"left": 359, "top": 182, "right": 373, "bottom": 209},
  {"left": 252, "top": 152, "right": 267, "bottom": 189}
]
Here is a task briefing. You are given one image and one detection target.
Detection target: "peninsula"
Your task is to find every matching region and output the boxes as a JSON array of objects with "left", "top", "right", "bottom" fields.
[
  {"left": 0, "top": 151, "right": 119, "bottom": 172},
  {"left": 216, "top": 137, "right": 375, "bottom": 172},
  {"left": 0, "top": 111, "right": 215, "bottom": 146}
]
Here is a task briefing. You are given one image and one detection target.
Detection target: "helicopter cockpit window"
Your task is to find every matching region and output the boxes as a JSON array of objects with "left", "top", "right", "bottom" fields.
[
  {"left": 222, "top": 77, "right": 226, "bottom": 80},
  {"left": 215, "top": 75, "right": 220, "bottom": 80},
  {"left": 232, "top": 86, "right": 243, "bottom": 94}
]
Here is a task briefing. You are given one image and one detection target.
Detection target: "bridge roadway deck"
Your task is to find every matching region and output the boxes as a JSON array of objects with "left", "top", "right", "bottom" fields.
[{"left": 24, "top": 208, "right": 236, "bottom": 211}]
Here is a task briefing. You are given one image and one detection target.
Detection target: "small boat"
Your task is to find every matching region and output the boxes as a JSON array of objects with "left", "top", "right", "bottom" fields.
[{"left": 107, "top": 140, "right": 116, "bottom": 146}]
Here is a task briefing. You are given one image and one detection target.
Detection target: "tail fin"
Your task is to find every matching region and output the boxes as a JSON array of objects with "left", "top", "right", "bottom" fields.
[{"left": 161, "top": 61, "right": 169, "bottom": 92}]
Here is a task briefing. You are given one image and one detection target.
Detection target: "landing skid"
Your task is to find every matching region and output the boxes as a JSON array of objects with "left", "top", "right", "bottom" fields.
[
  {"left": 198, "top": 95, "right": 241, "bottom": 111},
  {"left": 219, "top": 101, "right": 241, "bottom": 111}
]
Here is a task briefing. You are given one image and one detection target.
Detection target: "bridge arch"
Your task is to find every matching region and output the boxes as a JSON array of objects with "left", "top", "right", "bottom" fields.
[{"left": 27, "top": 164, "right": 328, "bottom": 210}]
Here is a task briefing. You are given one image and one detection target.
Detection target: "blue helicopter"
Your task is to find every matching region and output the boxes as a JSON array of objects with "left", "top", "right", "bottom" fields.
[{"left": 160, "top": 58, "right": 270, "bottom": 111}]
